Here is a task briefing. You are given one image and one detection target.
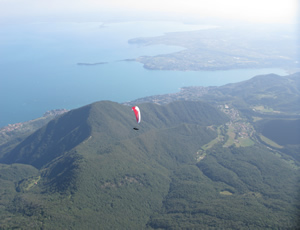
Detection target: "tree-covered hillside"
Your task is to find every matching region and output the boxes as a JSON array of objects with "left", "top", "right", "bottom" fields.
[
  {"left": 148, "top": 145, "right": 299, "bottom": 229},
  {"left": 0, "top": 73, "right": 299, "bottom": 229},
  {"left": 129, "top": 72, "right": 300, "bottom": 114},
  {"left": 0, "top": 101, "right": 231, "bottom": 229},
  {"left": 127, "top": 72, "right": 300, "bottom": 229}
]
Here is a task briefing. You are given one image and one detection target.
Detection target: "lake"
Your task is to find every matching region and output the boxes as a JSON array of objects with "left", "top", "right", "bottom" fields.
[{"left": 0, "top": 21, "right": 286, "bottom": 127}]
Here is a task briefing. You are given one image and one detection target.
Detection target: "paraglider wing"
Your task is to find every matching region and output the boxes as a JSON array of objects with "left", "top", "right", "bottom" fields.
[{"left": 132, "top": 106, "right": 141, "bottom": 124}]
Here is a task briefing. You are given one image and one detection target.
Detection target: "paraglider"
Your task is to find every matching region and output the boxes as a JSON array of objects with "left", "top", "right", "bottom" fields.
[{"left": 132, "top": 106, "right": 141, "bottom": 130}]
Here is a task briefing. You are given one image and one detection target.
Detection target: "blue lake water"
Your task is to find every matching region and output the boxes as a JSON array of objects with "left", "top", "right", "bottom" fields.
[{"left": 0, "top": 21, "right": 286, "bottom": 127}]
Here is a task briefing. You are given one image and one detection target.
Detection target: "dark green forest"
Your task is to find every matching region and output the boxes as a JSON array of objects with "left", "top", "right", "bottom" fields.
[{"left": 0, "top": 73, "right": 299, "bottom": 229}]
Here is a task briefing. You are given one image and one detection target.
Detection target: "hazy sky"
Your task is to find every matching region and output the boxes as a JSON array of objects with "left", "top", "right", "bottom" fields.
[{"left": 0, "top": 0, "right": 298, "bottom": 24}]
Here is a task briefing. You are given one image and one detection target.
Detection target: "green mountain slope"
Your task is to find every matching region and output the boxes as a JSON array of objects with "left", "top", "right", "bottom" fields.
[
  {"left": 216, "top": 72, "right": 300, "bottom": 113},
  {"left": 0, "top": 100, "right": 231, "bottom": 229},
  {"left": 148, "top": 145, "right": 299, "bottom": 229},
  {"left": 124, "top": 73, "right": 300, "bottom": 229},
  {"left": 1, "top": 105, "right": 91, "bottom": 169},
  {"left": 130, "top": 72, "right": 300, "bottom": 115},
  {"left": 129, "top": 72, "right": 300, "bottom": 166},
  {"left": 0, "top": 109, "right": 68, "bottom": 158},
  {"left": 1, "top": 74, "right": 299, "bottom": 229}
]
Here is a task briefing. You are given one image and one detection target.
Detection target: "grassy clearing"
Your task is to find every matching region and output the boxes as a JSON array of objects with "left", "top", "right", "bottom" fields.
[
  {"left": 259, "top": 134, "right": 283, "bottom": 149},
  {"left": 197, "top": 126, "right": 226, "bottom": 161},
  {"left": 253, "top": 105, "right": 274, "bottom": 113},
  {"left": 23, "top": 176, "right": 41, "bottom": 191},
  {"left": 220, "top": 190, "right": 233, "bottom": 195},
  {"left": 237, "top": 137, "right": 255, "bottom": 147},
  {"left": 256, "top": 94, "right": 277, "bottom": 100},
  {"left": 196, "top": 151, "right": 206, "bottom": 162},
  {"left": 202, "top": 127, "right": 223, "bottom": 150},
  {"left": 223, "top": 125, "right": 235, "bottom": 147},
  {"left": 202, "top": 138, "right": 219, "bottom": 151},
  {"left": 253, "top": 105, "right": 281, "bottom": 114},
  {"left": 252, "top": 116, "right": 263, "bottom": 122}
]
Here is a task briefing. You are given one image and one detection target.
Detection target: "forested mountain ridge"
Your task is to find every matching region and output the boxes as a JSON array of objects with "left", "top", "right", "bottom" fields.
[
  {"left": 128, "top": 73, "right": 300, "bottom": 229},
  {"left": 0, "top": 101, "right": 231, "bottom": 229},
  {"left": 0, "top": 73, "right": 299, "bottom": 229},
  {"left": 128, "top": 72, "right": 300, "bottom": 166},
  {"left": 0, "top": 106, "right": 91, "bottom": 169},
  {"left": 129, "top": 72, "right": 300, "bottom": 114},
  {"left": 216, "top": 72, "right": 300, "bottom": 113}
]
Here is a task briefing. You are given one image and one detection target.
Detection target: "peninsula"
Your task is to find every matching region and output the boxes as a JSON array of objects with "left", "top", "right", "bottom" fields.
[
  {"left": 77, "top": 62, "right": 108, "bottom": 66},
  {"left": 129, "top": 26, "right": 299, "bottom": 71}
]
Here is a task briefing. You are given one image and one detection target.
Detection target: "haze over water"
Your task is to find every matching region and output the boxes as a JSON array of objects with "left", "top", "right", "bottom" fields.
[{"left": 0, "top": 21, "right": 287, "bottom": 127}]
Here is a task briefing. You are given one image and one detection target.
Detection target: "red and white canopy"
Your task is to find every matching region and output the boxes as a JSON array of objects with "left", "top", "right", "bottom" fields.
[{"left": 132, "top": 106, "right": 141, "bottom": 124}]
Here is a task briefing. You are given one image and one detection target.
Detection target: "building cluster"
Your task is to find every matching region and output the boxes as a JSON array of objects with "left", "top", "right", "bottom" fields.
[
  {"left": 219, "top": 104, "right": 255, "bottom": 143},
  {"left": 0, "top": 123, "right": 23, "bottom": 133},
  {"left": 1, "top": 109, "right": 69, "bottom": 135},
  {"left": 218, "top": 104, "right": 241, "bottom": 121}
]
